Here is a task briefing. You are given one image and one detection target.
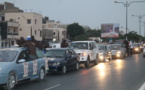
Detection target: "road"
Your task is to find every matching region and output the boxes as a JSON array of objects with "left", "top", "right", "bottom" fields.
[{"left": 1, "top": 53, "right": 145, "bottom": 90}]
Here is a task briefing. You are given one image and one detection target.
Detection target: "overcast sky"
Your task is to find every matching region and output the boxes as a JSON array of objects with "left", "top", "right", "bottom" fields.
[{"left": 1, "top": 0, "right": 145, "bottom": 36}]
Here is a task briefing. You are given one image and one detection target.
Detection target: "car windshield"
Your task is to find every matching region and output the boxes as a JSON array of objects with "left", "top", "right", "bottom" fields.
[
  {"left": 110, "top": 45, "right": 121, "bottom": 50},
  {"left": 46, "top": 50, "right": 66, "bottom": 58},
  {"left": 132, "top": 44, "right": 138, "bottom": 47},
  {"left": 0, "top": 50, "right": 18, "bottom": 62},
  {"left": 68, "top": 42, "right": 88, "bottom": 49},
  {"left": 98, "top": 45, "right": 105, "bottom": 50}
]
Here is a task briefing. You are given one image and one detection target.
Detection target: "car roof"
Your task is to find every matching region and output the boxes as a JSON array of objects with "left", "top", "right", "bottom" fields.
[
  {"left": 46, "top": 48, "right": 71, "bottom": 51},
  {"left": 0, "top": 47, "right": 26, "bottom": 51},
  {"left": 71, "top": 41, "right": 96, "bottom": 43}
]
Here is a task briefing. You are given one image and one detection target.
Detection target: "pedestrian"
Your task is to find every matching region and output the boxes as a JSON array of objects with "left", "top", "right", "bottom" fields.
[
  {"left": 61, "top": 39, "right": 68, "bottom": 48},
  {"left": 31, "top": 35, "right": 43, "bottom": 50},
  {"left": 23, "top": 36, "right": 37, "bottom": 60},
  {"left": 17, "top": 37, "right": 26, "bottom": 47},
  {"left": 123, "top": 39, "right": 129, "bottom": 56}
]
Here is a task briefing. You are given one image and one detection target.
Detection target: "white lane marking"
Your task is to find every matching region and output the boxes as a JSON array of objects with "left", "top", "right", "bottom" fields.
[
  {"left": 139, "top": 82, "right": 145, "bottom": 90},
  {"left": 44, "top": 84, "right": 61, "bottom": 90}
]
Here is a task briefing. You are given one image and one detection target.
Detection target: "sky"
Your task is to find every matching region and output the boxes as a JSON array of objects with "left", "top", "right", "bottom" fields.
[{"left": 1, "top": 0, "right": 145, "bottom": 36}]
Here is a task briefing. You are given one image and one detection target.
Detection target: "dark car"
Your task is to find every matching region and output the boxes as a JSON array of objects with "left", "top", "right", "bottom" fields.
[{"left": 45, "top": 48, "right": 79, "bottom": 74}]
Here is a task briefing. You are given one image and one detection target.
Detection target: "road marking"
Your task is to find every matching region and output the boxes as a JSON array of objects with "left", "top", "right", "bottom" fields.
[
  {"left": 44, "top": 84, "right": 61, "bottom": 90},
  {"left": 139, "top": 82, "right": 145, "bottom": 90}
]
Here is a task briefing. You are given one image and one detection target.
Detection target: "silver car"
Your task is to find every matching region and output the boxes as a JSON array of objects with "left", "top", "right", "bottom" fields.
[
  {"left": 108, "top": 44, "right": 126, "bottom": 59},
  {"left": 98, "top": 44, "right": 112, "bottom": 62}
]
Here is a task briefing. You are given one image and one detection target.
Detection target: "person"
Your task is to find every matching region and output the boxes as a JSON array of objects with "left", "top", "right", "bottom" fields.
[
  {"left": 31, "top": 35, "right": 43, "bottom": 50},
  {"left": 17, "top": 37, "right": 26, "bottom": 47},
  {"left": 61, "top": 39, "right": 68, "bottom": 48},
  {"left": 23, "top": 36, "right": 37, "bottom": 60},
  {"left": 129, "top": 41, "right": 133, "bottom": 55},
  {"left": 123, "top": 39, "right": 129, "bottom": 56}
]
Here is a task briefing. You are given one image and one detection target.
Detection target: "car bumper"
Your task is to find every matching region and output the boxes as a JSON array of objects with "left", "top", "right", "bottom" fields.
[
  {"left": 0, "top": 73, "right": 7, "bottom": 85},
  {"left": 48, "top": 66, "right": 63, "bottom": 73}
]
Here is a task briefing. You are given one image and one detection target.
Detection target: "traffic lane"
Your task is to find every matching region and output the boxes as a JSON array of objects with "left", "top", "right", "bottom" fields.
[{"left": 1, "top": 53, "right": 145, "bottom": 90}]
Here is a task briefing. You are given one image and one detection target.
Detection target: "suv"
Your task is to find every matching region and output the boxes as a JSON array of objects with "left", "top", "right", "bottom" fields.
[{"left": 68, "top": 41, "right": 99, "bottom": 68}]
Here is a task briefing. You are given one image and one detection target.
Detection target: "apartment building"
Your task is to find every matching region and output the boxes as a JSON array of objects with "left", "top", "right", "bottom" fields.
[
  {"left": 43, "top": 18, "right": 67, "bottom": 43},
  {"left": 5, "top": 12, "right": 43, "bottom": 40}
]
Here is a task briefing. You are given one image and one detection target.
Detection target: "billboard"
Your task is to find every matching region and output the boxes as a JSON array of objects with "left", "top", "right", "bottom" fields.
[{"left": 101, "top": 23, "right": 119, "bottom": 38}]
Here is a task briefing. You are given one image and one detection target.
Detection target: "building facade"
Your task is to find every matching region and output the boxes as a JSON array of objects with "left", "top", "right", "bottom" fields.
[
  {"left": 43, "top": 19, "right": 67, "bottom": 43},
  {"left": 5, "top": 12, "right": 43, "bottom": 40}
]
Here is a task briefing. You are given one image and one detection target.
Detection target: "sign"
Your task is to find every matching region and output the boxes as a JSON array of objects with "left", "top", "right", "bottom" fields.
[
  {"left": 23, "top": 62, "right": 29, "bottom": 77},
  {"left": 101, "top": 23, "right": 119, "bottom": 38}
]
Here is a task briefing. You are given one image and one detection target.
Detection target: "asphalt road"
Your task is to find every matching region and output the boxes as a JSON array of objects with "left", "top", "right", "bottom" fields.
[{"left": 1, "top": 53, "right": 145, "bottom": 90}]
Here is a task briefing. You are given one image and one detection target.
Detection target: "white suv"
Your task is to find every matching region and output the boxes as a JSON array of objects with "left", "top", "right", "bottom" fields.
[{"left": 68, "top": 41, "right": 99, "bottom": 68}]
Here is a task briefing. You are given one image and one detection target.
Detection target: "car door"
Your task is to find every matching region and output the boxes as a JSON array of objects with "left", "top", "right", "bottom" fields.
[
  {"left": 66, "top": 50, "right": 74, "bottom": 70},
  {"left": 16, "top": 50, "right": 33, "bottom": 80}
]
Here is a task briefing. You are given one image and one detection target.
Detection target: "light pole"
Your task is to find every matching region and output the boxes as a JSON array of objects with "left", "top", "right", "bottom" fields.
[
  {"left": 114, "top": 1, "right": 145, "bottom": 35},
  {"left": 143, "top": 22, "right": 145, "bottom": 37},
  {"left": 132, "top": 15, "right": 145, "bottom": 35}
]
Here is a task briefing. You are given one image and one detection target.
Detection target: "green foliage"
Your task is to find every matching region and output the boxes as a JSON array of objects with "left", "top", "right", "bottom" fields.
[{"left": 67, "top": 23, "right": 85, "bottom": 40}]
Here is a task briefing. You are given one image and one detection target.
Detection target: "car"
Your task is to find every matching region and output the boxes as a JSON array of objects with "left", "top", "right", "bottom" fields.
[
  {"left": 45, "top": 48, "right": 79, "bottom": 74},
  {"left": 0, "top": 47, "right": 49, "bottom": 90},
  {"left": 137, "top": 43, "right": 143, "bottom": 52},
  {"left": 108, "top": 44, "right": 126, "bottom": 59},
  {"left": 98, "top": 44, "right": 112, "bottom": 62},
  {"left": 143, "top": 48, "right": 145, "bottom": 57},
  {"left": 68, "top": 41, "right": 99, "bottom": 68},
  {"left": 132, "top": 43, "right": 141, "bottom": 54}
]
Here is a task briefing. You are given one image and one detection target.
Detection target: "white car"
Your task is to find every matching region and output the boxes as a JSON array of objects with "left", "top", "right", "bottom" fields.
[{"left": 68, "top": 41, "right": 99, "bottom": 68}]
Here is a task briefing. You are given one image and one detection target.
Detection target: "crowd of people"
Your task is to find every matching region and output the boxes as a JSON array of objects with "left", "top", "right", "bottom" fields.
[{"left": 16, "top": 36, "right": 69, "bottom": 59}]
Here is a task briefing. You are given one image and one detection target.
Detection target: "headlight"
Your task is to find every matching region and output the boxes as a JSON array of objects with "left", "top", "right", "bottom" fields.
[
  {"left": 135, "top": 48, "right": 139, "bottom": 51},
  {"left": 52, "top": 62, "right": 60, "bottom": 66},
  {"left": 117, "top": 51, "right": 121, "bottom": 54},
  {"left": 82, "top": 53, "right": 87, "bottom": 56}
]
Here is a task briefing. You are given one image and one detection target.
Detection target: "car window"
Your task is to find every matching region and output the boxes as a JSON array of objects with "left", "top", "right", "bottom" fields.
[
  {"left": 46, "top": 50, "right": 66, "bottom": 58},
  {"left": 36, "top": 49, "right": 45, "bottom": 58},
  {"left": 0, "top": 50, "right": 18, "bottom": 62},
  {"left": 18, "top": 51, "right": 29, "bottom": 61},
  {"left": 68, "top": 42, "right": 88, "bottom": 49}
]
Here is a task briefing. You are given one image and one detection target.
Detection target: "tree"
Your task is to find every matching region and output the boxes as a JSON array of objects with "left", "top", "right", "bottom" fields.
[{"left": 67, "top": 23, "right": 85, "bottom": 40}]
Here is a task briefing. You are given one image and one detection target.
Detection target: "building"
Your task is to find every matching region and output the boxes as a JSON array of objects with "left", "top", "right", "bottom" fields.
[
  {"left": 5, "top": 12, "right": 43, "bottom": 41},
  {"left": 43, "top": 18, "right": 67, "bottom": 43}
]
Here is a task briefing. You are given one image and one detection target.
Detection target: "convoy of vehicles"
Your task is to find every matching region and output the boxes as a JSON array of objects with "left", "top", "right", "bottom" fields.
[{"left": 0, "top": 40, "right": 144, "bottom": 90}]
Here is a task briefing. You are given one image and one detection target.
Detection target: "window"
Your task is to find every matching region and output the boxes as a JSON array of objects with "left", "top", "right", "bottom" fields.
[
  {"left": 40, "top": 31, "right": 42, "bottom": 37},
  {"left": 36, "top": 49, "right": 45, "bottom": 58},
  {"left": 35, "top": 19, "right": 37, "bottom": 24},
  {"left": 27, "top": 19, "right": 31, "bottom": 24},
  {"left": 35, "top": 30, "right": 37, "bottom": 35}
]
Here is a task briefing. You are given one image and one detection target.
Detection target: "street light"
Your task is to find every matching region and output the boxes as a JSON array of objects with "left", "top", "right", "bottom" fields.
[
  {"left": 132, "top": 15, "right": 145, "bottom": 35},
  {"left": 114, "top": 1, "right": 145, "bottom": 35},
  {"left": 143, "top": 22, "right": 145, "bottom": 37}
]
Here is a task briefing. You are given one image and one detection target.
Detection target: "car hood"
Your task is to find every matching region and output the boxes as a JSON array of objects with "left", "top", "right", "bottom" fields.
[
  {"left": 73, "top": 50, "right": 89, "bottom": 54},
  {"left": 98, "top": 50, "right": 105, "bottom": 53},
  {"left": 47, "top": 58, "right": 64, "bottom": 62},
  {"left": 111, "top": 50, "right": 122, "bottom": 55},
  {"left": 0, "top": 62, "right": 12, "bottom": 72}
]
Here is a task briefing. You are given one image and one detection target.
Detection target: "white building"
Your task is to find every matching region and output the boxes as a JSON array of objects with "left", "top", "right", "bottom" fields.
[
  {"left": 43, "top": 19, "right": 67, "bottom": 43},
  {"left": 5, "top": 12, "right": 43, "bottom": 40}
]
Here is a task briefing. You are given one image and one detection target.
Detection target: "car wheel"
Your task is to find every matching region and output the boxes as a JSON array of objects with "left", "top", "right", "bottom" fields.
[
  {"left": 3, "top": 73, "right": 16, "bottom": 90},
  {"left": 75, "top": 62, "right": 79, "bottom": 70},
  {"left": 38, "top": 68, "right": 45, "bottom": 81},
  {"left": 61, "top": 65, "right": 67, "bottom": 74},
  {"left": 84, "top": 57, "right": 90, "bottom": 68},
  {"left": 143, "top": 55, "right": 145, "bottom": 58}
]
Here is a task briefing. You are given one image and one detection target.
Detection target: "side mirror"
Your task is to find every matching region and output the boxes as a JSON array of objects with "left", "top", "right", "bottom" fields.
[{"left": 18, "top": 59, "right": 26, "bottom": 63}]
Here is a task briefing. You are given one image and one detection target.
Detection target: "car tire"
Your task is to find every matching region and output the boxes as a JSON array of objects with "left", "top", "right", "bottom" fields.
[
  {"left": 143, "top": 55, "right": 145, "bottom": 58},
  {"left": 61, "top": 65, "right": 67, "bottom": 74},
  {"left": 75, "top": 62, "right": 79, "bottom": 70},
  {"left": 38, "top": 68, "right": 45, "bottom": 81},
  {"left": 84, "top": 57, "right": 90, "bottom": 68},
  {"left": 3, "top": 72, "right": 16, "bottom": 90}
]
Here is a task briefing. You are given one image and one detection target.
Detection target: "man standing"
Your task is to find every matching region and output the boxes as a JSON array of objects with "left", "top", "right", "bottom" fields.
[
  {"left": 23, "top": 36, "right": 37, "bottom": 59},
  {"left": 61, "top": 39, "right": 68, "bottom": 48}
]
